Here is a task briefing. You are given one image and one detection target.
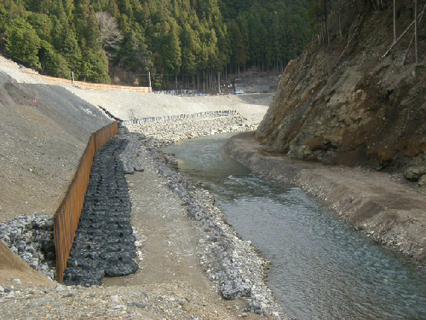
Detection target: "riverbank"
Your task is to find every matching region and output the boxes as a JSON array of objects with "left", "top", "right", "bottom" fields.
[
  {"left": 225, "top": 132, "right": 426, "bottom": 268},
  {"left": 2, "top": 54, "right": 424, "bottom": 318},
  {"left": 0, "top": 131, "right": 284, "bottom": 319},
  {"left": 0, "top": 56, "right": 282, "bottom": 319}
]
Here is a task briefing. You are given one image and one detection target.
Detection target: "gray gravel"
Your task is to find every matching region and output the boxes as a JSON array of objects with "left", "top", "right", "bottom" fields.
[
  {"left": 126, "top": 112, "right": 262, "bottom": 144},
  {"left": 0, "top": 215, "right": 55, "bottom": 279},
  {"left": 149, "top": 147, "right": 283, "bottom": 316},
  {"left": 0, "top": 116, "right": 285, "bottom": 317}
]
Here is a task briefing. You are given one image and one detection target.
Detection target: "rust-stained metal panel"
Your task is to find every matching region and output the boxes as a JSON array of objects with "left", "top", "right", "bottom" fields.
[{"left": 54, "top": 121, "right": 118, "bottom": 282}]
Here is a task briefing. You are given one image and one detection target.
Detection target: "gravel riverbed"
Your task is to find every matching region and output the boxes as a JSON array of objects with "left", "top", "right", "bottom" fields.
[
  {"left": 0, "top": 56, "right": 284, "bottom": 318},
  {"left": 2, "top": 54, "right": 426, "bottom": 320},
  {"left": 0, "top": 110, "right": 285, "bottom": 318}
]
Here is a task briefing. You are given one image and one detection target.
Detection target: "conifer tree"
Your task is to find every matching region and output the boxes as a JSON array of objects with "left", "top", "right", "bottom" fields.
[
  {"left": 0, "top": 0, "right": 312, "bottom": 86},
  {"left": 181, "top": 22, "right": 198, "bottom": 75},
  {"left": 5, "top": 17, "right": 41, "bottom": 69}
]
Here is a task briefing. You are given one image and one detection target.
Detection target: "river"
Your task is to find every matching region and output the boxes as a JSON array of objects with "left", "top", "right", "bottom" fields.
[{"left": 163, "top": 133, "right": 426, "bottom": 320}]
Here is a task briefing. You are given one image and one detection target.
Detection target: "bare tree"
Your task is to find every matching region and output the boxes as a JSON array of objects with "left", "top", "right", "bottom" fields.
[
  {"left": 415, "top": 0, "right": 418, "bottom": 64},
  {"left": 324, "top": 0, "right": 330, "bottom": 44},
  {"left": 95, "top": 12, "right": 123, "bottom": 59},
  {"left": 393, "top": 0, "right": 396, "bottom": 42}
]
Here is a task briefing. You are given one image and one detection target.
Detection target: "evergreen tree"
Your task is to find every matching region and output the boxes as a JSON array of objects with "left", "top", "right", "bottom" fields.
[
  {"left": 180, "top": 22, "right": 198, "bottom": 75},
  {"left": 27, "top": 12, "right": 53, "bottom": 42},
  {"left": 55, "top": 26, "right": 81, "bottom": 73},
  {"left": 80, "top": 45, "right": 110, "bottom": 83},
  {"left": 0, "top": 0, "right": 312, "bottom": 86},
  {"left": 164, "top": 23, "right": 182, "bottom": 74},
  {"left": 119, "top": 26, "right": 151, "bottom": 73},
  {"left": 5, "top": 17, "right": 41, "bottom": 69},
  {"left": 39, "top": 40, "right": 71, "bottom": 78},
  {"left": 228, "top": 19, "right": 247, "bottom": 73}
]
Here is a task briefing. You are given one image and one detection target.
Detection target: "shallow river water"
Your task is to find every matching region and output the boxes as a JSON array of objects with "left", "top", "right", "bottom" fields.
[{"left": 163, "top": 133, "right": 426, "bottom": 320}]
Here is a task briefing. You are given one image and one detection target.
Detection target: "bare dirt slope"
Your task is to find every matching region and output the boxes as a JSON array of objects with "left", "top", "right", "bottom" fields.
[
  {"left": 0, "top": 241, "right": 56, "bottom": 289},
  {"left": 256, "top": 1, "right": 426, "bottom": 178},
  {"left": 0, "top": 68, "right": 112, "bottom": 292},
  {"left": 0, "top": 76, "right": 112, "bottom": 225}
]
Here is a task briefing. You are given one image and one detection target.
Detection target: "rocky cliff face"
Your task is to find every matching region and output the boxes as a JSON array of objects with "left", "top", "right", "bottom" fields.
[{"left": 256, "top": 1, "right": 426, "bottom": 184}]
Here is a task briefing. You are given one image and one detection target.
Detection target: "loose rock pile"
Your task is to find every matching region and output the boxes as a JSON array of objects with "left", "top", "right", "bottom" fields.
[
  {"left": 0, "top": 215, "right": 55, "bottom": 279},
  {"left": 149, "top": 147, "right": 283, "bottom": 317},
  {"left": 126, "top": 113, "right": 259, "bottom": 144},
  {"left": 0, "top": 132, "right": 146, "bottom": 285},
  {"left": 117, "top": 127, "right": 146, "bottom": 174},
  {"left": 0, "top": 114, "right": 283, "bottom": 316},
  {"left": 63, "top": 135, "right": 143, "bottom": 286}
]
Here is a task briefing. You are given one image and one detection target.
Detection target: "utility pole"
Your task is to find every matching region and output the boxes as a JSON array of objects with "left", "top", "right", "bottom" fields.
[
  {"left": 218, "top": 71, "right": 221, "bottom": 94},
  {"left": 148, "top": 71, "right": 151, "bottom": 92}
]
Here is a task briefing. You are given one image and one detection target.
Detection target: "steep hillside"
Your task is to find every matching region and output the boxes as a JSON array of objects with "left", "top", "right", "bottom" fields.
[
  {"left": 0, "top": 71, "right": 111, "bottom": 224},
  {"left": 256, "top": 1, "right": 426, "bottom": 186}
]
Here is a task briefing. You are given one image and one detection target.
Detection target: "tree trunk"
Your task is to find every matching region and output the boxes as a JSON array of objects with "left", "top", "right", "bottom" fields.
[
  {"left": 415, "top": 0, "right": 418, "bottom": 64},
  {"left": 203, "top": 69, "right": 206, "bottom": 93},
  {"left": 324, "top": 0, "right": 330, "bottom": 45},
  {"left": 393, "top": 0, "right": 397, "bottom": 42},
  {"left": 218, "top": 71, "right": 220, "bottom": 94}
]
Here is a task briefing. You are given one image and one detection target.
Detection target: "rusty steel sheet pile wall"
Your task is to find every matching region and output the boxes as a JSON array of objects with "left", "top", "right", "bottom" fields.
[{"left": 54, "top": 121, "right": 118, "bottom": 282}]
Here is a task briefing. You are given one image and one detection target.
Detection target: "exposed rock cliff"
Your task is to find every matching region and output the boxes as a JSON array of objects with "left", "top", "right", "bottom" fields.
[{"left": 256, "top": 1, "right": 426, "bottom": 185}]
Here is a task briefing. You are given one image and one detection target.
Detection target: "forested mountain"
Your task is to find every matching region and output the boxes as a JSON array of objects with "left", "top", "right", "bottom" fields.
[{"left": 0, "top": 0, "right": 311, "bottom": 89}]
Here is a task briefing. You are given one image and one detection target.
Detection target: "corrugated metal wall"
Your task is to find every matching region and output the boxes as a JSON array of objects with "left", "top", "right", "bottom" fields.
[{"left": 53, "top": 121, "right": 118, "bottom": 282}]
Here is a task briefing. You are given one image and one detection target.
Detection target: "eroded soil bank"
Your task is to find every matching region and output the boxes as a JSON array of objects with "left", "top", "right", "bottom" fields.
[{"left": 225, "top": 132, "right": 426, "bottom": 268}]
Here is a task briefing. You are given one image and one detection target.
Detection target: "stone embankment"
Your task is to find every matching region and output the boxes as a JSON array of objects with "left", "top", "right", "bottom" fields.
[
  {"left": 125, "top": 111, "right": 262, "bottom": 144},
  {"left": 147, "top": 144, "right": 283, "bottom": 316},
  {"left": 0, "top": 215, "right": 55, "bottom": 280},
  {"left": 1, "top": 113, "right": 285, "bottom": 318},
  {"left": 63, "top": 136, "right": 141, "bottom": 286}
]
